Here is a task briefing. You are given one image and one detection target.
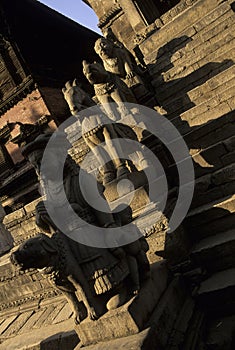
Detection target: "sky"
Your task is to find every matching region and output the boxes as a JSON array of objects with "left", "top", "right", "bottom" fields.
[{"left": 38, "top": 0, "right": 101, "bottom": 34}]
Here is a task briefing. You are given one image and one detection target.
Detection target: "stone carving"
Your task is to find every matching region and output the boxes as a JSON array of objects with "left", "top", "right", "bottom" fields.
[
  {"left": 10, "top": 231, "right": 129, "bottom": 324},
  {"left": 62, "top": 79, "right": 96, "bottom": 115},
  {"left": 63, "top": 80, "right": 134, "bottom": 184},
  {"left": 94, "top": 36, "right": 144, "bottom": 89},
  {"left": 8, "top": 115, "right": 52, "bottom": 147},
  {"left": 113, "top": 205, "right": 150, "bottom": 294},
  {"left": 82, "top": 60, "right": 136, "bottom": 120},
  {"left": 12, "top": 132, "right": 150, "bottom": 322},
  {"left": 98, "top": 4, "right": 123, "bottom": 29}
]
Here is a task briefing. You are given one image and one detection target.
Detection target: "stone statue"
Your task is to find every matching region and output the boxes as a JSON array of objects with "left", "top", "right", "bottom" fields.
[
  {"left": 12, "top": 132, "right": 149, "bottom": 322},
  {"left": 102, "top": 27, "right": 147, "bottom": 70},
  {"left": 10, "top": 231, "right": 129, "bottom": 324},
  {"left": 94, "top": 37, "right": 144, "bottom": 90},
  {"left": 63, "top": 80, "right": 135, "bottom": 184},
  {"left": 62, "top": 79, "right": 95, "bottom": 115},
  {"left": 82, "top": 60, "right": 136, "bottom": 120},
  {"left": 113, "top": 205, "right": 150, "bottom": 295}
]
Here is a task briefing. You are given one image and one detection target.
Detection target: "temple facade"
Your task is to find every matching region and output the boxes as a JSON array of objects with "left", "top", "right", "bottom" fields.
[
  {"left": 0, "top": 0, "right": 234, "bottom": 349},
  {"left": 0, "top": 0, "right": 99, "bottom": 212}
]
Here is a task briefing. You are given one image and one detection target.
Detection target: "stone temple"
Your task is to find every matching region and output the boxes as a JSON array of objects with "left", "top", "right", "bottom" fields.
[{"left": 0, "top": 0, "right": 234, "bottom": 349}]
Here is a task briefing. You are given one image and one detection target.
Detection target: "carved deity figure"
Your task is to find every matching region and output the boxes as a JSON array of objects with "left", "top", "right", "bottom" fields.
[
  {"left": 94, "top": 37, "right": 144, "bottom": 89},
  {"left": 11, "top": 132, "right": 142, "bottom": 322},
  {"left": 63, "top": 80, "right": 136, "bottom": 184},
  {"left": 82, "top": 60, "right": 136, "bottom": 120}
]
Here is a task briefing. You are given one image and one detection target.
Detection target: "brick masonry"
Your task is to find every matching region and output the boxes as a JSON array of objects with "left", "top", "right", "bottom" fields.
[{"left": 0, "top": 89, "right": 57, "bottom": 164}]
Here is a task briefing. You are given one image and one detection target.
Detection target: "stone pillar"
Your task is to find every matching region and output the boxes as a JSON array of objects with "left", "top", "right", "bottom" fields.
[
  {"left": 118, "top": 0, "right": 147, "bottom": 32},
  {"left": 0, "top": 204, "right": 13, "bottom": 255}
]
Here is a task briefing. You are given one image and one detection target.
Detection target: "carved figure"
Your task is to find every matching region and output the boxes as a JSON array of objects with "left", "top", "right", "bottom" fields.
[
  {"left": 62, "top": 79, "right": 96, "bottom": 115},
  {"left": 102, "top": 28, "right": 147, "bottom": 70},
  {"left": 11, "top": 232, "right": 129, "bottom": 324},
  {"left": 94, "top": 37, "right": 143, "bottom": 89},
  {"left": 16, "top": 133, "right": 135, "bottom": 321},
  {"left": 63, "top": 80, "right": 134, "bottom": 184},
  {"left": 113, "top": 205, "right": 150, "bottom": 295},
  {"left": 82, "top": 60, "right": 136, "bottom": 120}
]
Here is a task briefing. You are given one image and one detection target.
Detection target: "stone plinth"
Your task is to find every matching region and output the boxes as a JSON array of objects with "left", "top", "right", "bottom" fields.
[
  {"left": 75, "top": 276, "right": 187, "bottom": 350},
  {"left": 104, "top": 170, "right": 148, "bottom": 202},
  {"left": 75, "top": 261, "right": 168, "bottom": 346}
]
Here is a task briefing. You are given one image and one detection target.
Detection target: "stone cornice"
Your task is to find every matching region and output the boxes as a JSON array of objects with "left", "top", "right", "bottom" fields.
[
  {"left": 98, "top": 4, "right": 123, "bottom": 29},
  {"left": 0, "top": 289, "right": 61, "bottom": 311}
]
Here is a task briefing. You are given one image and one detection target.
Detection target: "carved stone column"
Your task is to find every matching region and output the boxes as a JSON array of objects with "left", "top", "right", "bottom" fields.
[{"left": 118, "top": 0, "right": 147, "bottom": 32}]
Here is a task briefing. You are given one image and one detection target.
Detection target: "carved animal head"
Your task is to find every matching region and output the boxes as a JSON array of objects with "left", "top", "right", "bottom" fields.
[
  {"left": 82, "top": 60, "right": 109, "bottom": 85},
  {"left": 10, "top": 234, "right": 58, "bottom": 270},
  {"left": 62, "top": 79, "right": 95, "bottom": 115}
]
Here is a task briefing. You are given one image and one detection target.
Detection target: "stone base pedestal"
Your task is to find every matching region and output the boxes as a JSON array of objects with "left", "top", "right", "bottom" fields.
[
  {"left": 75, "top": 276, "right": 187, "bottom": 350},
  {"left": 104, "top": 170, "right": 148, "bottom": 208},
  {"left": 75, "top": 261, "right": 168, "bottom": 347}
]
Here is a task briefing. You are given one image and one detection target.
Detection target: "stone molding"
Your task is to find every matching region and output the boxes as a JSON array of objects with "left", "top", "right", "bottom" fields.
[
  {"left": 98, "top": 4, "right": 123, "bottom": 29},
  {"left": 134, "top": 0, "right": 199, "bottom": 45}
]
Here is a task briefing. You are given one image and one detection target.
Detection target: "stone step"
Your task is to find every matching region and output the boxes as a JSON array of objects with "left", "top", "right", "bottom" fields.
[
  {"left": 158, "top": 25, "right": 235, "bottom": 92},
  {"left": 191, "top": 229, "right": 235, "bottom": 272},
  {"left": 0, "top": 298, "right": 77, "bottom": 350},
  {"left": 75, "top": 261, "right": 169, "bottom": 347},
  {"left": 154, "top": 46, "right": 235, "bottom": 104},
  {"left": 170, "top": 84, "right": 234, "bottom": 130},
  {"left": 148, "top": 4, "right": 235, "bottom": 79},
  {"left": 183, "top": 109, "right": 235, "bottom": 150},
  {"left": 191, "top": 135, "right": 235, "bottom": 178},
  {"left": 184, "top": 195, "right": 235, "bottom": 242},
  {"left": 140, "top": 0, "right": 232, "bottom": 64},
  {"left": 166, "top": 135, "right": 235, "bottom": 208},
  {"left": 167, "top": 133, "right": 235, "bottom": 180},
  {"left": 196, "top": 268, "right": 235, "bottom": 314},
  {"left": 188, "top": 66, "right": 235, "bottom": 106},
  {"left": 188, "top": 160, "right": 235, "bottom": 209},
  {"left": 191, "top": 176, "right": 235, "bottom": 209},
  {"left": 157, "top": 109, "right": 235, "bottom": 160},
  {"left": 0, "top": 320, "right": 78, "bottom": 350},
  {"left": 162, "top": 64, "right": 235, "bottom": 117},
  {"left": 75, "top": 276, "right": 187, "bottom": 350}
]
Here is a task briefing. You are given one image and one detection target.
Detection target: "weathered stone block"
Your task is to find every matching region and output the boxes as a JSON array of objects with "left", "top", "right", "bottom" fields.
[
  {"left": 193, "top": 1, "right": 231, "bottom": 31},
  {"left": 24, "top": 197, "right": 43, "bottom": 214},
  {"left": 3, "top": 209, "right": 25, "bottom": 225},
  {"left": 140, "top": 0, "right": 226, "bottom": 63},
  {"left": 75, "top": 261, "right": 168, "bottom": 346},
  {"left": 192, "top": 229, "right": 235, "bottom": 272}
]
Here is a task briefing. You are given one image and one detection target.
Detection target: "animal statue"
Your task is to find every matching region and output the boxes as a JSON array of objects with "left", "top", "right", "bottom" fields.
[
  {"left": 10, "top": 232, "right": 129, "bottom": 324},
  {"left": 63, "top": 80, "right": 138, "bottom": 184},
  {"left": 82, "top": 60, "right": 136, "bottom": 120},
  {"left": 62, "top": 79, "right": 96, "bottom": 115}
]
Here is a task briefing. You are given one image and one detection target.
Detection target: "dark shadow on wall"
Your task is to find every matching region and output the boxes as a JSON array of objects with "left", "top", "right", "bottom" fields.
[
  {"left": 148, "top": 36, "right": 234, "bottom": 117},
  {"left": 40, "top": 330, "right": 79, "bottom": 349},
  {"left": 145, "top": 35, "right": 235, "bottom": 192},
  {"left": 142, "top": 36, "right": 235, "bottom": 265}
]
